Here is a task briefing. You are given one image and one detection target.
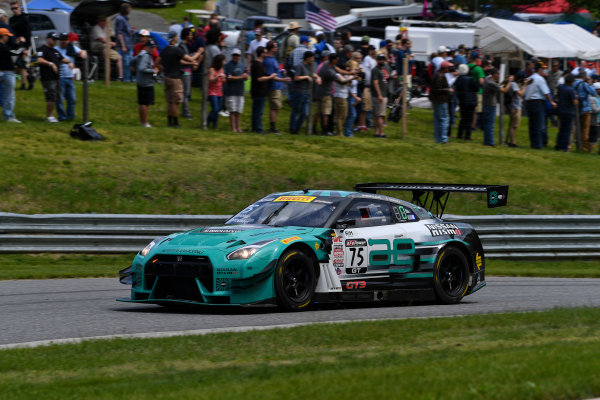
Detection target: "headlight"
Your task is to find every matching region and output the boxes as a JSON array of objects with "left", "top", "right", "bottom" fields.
[
  {"left": 226, "top": 239, "right": 275, "bottom": 260},
  {"left": 140, "top": 236, "right": 167, "bottom": 257}
]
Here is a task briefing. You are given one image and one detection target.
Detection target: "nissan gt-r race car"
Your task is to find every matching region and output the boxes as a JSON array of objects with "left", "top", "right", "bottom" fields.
[{"left": 118, "top": 183, "right": 508, "bottom": 310}]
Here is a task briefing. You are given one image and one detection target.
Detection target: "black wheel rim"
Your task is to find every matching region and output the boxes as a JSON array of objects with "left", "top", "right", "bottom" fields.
[
  {"left": 282, "top": 258, "right": 311, "bottom": 303},
  {"left": 439, "top": 254, "right": 466, "bottom": 297}
]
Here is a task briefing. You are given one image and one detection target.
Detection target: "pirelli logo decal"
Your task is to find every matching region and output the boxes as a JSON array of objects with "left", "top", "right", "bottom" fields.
[
  {"left": 274, "top": 195, "right": 316, "bottom": 203},
  {"left": 281, "top": 236, "right": 301, "bottom": 244}
]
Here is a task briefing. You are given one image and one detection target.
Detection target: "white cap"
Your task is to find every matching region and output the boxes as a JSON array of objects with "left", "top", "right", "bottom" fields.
[
  {"left": 593, "top": 82, "right": 600, "bottom": 90},
  {"left": 438, "top": 45, "right": 449, "bottom": 53},
  {"left": 315, "top": 30, "right": 324, "bottom": 36},
  {"left": 139, "top": 29, "right": 150, "bottom": 36}
]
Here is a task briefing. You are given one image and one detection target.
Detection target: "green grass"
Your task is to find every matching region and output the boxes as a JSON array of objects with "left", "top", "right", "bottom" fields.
[
  {"left": 4, "top": 80, "right": 600, "bottom": 217},
  {"left": 1, "top": 254, "right": 598, "bottom": 280},
  {"left": 135, "top": 0, "right": 207, "bottom": 25},
  {"left": 1, "top": 307, "right": 599, "bottom": 399}
]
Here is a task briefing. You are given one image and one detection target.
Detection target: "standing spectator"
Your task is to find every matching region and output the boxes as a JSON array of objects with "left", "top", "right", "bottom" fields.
[
  {"left": 506, "top": 71, "right": 527, "bottom": 147},
  {"left": 546, "top": 61, "right": 563, "bottom": 99},
  {"left": 445, "top": 65, "right": 458, "bottom": 137},
  {"left": 481, "top": 68, "right": 511, "bottom": 147},
  {"left": 589, "top": 82, "right": 600, "bottom": 152},
  {"left": 207, "top": 54, "right": 226, "bottom": 129},
  {"left": 205, "top": 28, "right": 222, "bottom": 66},
  {"left": 90, "top": 17, "right": 123, "bottom": 80},
  {"left": 179, "top": 27, "right": 203, "bottom": 119},
  {"left": 289, "top": 36, "right": 310, "bottom": 71},
  {"left": 345, "top": 60, "right": 362, "bottom": 137},
  {"left": 432, "top": 46, "right": 448, "bottom": 71},
  {"left": 333, "top": 64, "right": 355, "bottom": 136},
  {"left": 429, "top": 61, "right": 453, "bottom": 143},
  {"left": 524, "top": 62, "right": 556, "bottom": 149},
  {"left": 169, "top": 20, "right": 183, "bottom": 38},
  {"left": 55, "top": 32, "right": 87, "bottom": 121},
  {"left": 250, "top": 46, "right": 270, "bottom": 133},
  {"left": 157, "top": 31, "right": 200, "bottom": 128},
  {"left": 244, "top": 20, "right": 264, "bottom": 52},
  {"left": 115, "top": 3, "right": 134, "bottom": 82},
  {"left": 454, "top": 63, "right": 478, "bottom": 140},
  {"left": 371, "top": 54, "right": 391, "bottom": 138},
  {"left": 132, "top": 38, "right": 157, "bottom": 127},
  {"left": 181, "top": 16, "right": 193, "bottom": 28},
  {"left": 133, "top": 30, "right": 159, "bottom": 61},
  {"left": 394, "top": 39, "right": 413, "bottom": 82},
  {"left": 555, "top": 74, "right": 576, "bottom": 151},
  {"left": 467, "top": 51, "right": 484, "bottom": 132},
  {"left": 8, "top": 1, "right": 31, "bottom": 90},
  {"left": 311, "top": 32, "right": 334, "bottom": 65},
  {"left": 0, "top": 27, "right": 20, "bottom": 122},
  {"left": 358, "top": 45, "right": 376, "bottom": 131},
  {"left": 453, "top": 44, "right": 467, "bottom": 66},
  {"left": 264, "top": 40, "right": 291, "bottom": 133},
  {"left": 279, "top": 21, "right": 300, "bottom": 62},
  {"left": 247, "top": 29, "right": 268, "bottom": 66},
  {"left": 290, "top": 51, "right": 321, "bottom": 134},
  {"left": 573, "top": 71, "right": 597, "bottom": 152},
  {"left": 37, "top": 32, "right": 68, "bottom": 122},
  {"left": 224, "top": 48, "right": 247, "bottom": 132},
  {"left": 571, "top": 60, "right": 594, "bottom": 78},
  {"left": 314, "top": 51, "right": 336, "bottom": 135}
]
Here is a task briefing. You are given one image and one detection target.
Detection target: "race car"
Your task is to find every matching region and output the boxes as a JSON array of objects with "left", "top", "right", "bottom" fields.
[{"left": 118, "top": 183, "right": 508, "bottom": 310}]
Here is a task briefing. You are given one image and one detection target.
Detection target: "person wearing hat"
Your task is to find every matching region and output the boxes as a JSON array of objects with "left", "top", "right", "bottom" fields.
[
  {"left": 55, "top": 32, "right": 87, "bottom": 121},
  {"left": 311, "top": 31, "right": 334, "bottom": 65},
  {"left": 314, "top": 50, "right": 336, "bottom": 135},
  {"left": 279, "top": 21, "right": 300, "bottom": 62},
  {"left": 90, "top": 16, "right": 124, "bottom": 80},
  {"left": 37, "top": 32, "right": 71, "bottom": 122},
  {"left": 133, "top": 29, "right": 159, "bottom": 62},
  {"left": 371, "top": 53, "right": 391, "bottom": 138},
  {"left": 290, "top": 50, "right": 321, "bottom": 134},
  {"left": 132, "top": 38, "right": 158, "bottom": 127},
  {"left": 265, "top": 40, "right": 292, "bottom": 133},
  {"left": 8, "top": 0, "right": 32, "bottom": 90},
  {"left": 0, "top": 27, "right": 20, "bottom": 122},
  {"left": 247, "top": 28, "right": 268, "bottom": 66},
  {"left": 244, "top": 19, "right": 264, "bottom": 50},
  {"left": 157, "top": 30, "right": 202, "bottom": 128},
  {"left": 290, "top": 35, "right": 311, "bottom": 69},
  {"left": 430, "top": 60, "right": 454, "bottom": 143},
  {"left": 224, "top": 48, "right": 248, "bottom": 132},
  {"left": 524, "top": 62, "right": 557, "bottom": 149},
  {"left": 432, "top": 46, "right": 448, "bottom": 71}
]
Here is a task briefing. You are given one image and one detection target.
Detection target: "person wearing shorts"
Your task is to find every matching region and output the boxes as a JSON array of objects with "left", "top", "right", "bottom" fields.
[
  {"left": 224, "top": 48, "right": 247, "bottom": 132},
  {"left": 157, "top": 31, "right": 200, "bottom": 127},
  {"left": 371, "top": 54, "right": 390, "bottom": 138},
  {"left": 37, "top": 32, "right": 68, "bottom": 122},
  {"left": 133, "top": 38, "right": 157, "bottom": 127},
  {"left": 264, "top": 40, "right": 291, "bottom": 133}
]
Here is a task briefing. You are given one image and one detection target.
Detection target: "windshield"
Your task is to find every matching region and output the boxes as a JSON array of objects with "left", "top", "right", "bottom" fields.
[{"left": 226, "top": 197, "right": 343, "bottom": 227}]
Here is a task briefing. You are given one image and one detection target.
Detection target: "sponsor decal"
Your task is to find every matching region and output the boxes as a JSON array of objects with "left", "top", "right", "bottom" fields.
[
  {"left": 281, "top": 236, "right": 301, "bottom": 244},
  {"left": 334, "top": 245, "right": 343, "bottom": 250},
  {"left": 346, "top": 267, "right": 368, "bottom": 274},
  {"left": 333, "top": 258, "right": 344, "bottom": 264},
  {"left": 425, "top": 223, "right": 462, "bottom": 237},
  {"left": 202, "top": 228, "right": 241, "bottom": 233},
  {"left": 335, "top": 267, "right": 342, "bottom": 275},
  {"left": 164, "top": 248, "right": 204, "bottom": 254},
  {"left": 274, "top": 195, "right": 316, "bottom": 203},
  {"left": 345, "top": 230, "right": 354, "bottom": 237},
  {"left": 345, "top": 281, "right": 366, "bottom": 289},
  {"left": 345, "top": 239, "right": 367, "bottom": 247},
  {"left": 476, "top": 253, "right": 482, "bottom": 270},
  {"left": 333, "top": 249, "right": 344, "bottom": 258},
  {"left": 216, "top": 268, "right": 237, "bottom": 275},
  {"left": 332, "top": 236, "right": 343, "bottom": 244},
  {"left": 315, "top": 242, "right": 320, "bottom": 250}
]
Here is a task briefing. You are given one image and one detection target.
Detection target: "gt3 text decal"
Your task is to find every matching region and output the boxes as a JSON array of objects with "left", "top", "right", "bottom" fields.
[
  {"left": 274, "top": 195, "right": 316, "bottom": 203},
  {"left": 281, "top": 236, "right": 301, "bottom": 244},
  {"left": 345, "top": 281, "right": 366, "bottom": 289},
  {"left": 425, "top": 223, "right": 461, "bottom": 236}
]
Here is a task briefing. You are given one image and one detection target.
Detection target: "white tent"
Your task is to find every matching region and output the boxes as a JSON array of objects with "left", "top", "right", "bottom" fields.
[
  {"left": 475, "top": 17, "right": 576, "bottom": 58},
  {"left": 538, "top": 23, "right": 600, "bottom": 60}
]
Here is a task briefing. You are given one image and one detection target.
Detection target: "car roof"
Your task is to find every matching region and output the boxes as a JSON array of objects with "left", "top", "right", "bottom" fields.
[{"left": 270, "top": 190, "right": 415, "bottom": 207}]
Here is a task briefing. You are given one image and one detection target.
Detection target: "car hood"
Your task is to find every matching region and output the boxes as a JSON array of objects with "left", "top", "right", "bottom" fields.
[{"left": 158, "top": 225, "right": 322, "bottom": 252}]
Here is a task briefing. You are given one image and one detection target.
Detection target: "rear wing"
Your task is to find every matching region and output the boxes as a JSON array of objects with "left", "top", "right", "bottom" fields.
[{"left": 354, "top": 183, "right": 508, "bottom": 218}]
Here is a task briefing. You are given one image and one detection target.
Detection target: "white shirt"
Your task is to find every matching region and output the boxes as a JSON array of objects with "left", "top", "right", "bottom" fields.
[
  {"left": 334, "top": 74, "right": 349, "bottom": 98},
  {"left": 432, "top": 56, "right": 444, "bottom": 71},
  {"left": 247, "top": 38, "right": 269, "bottom": 58},
  {"left": 571, "top": 67, "right": 594, "bottom": 78},
  {"left": 362, "top": 55, "right": 376, "bottom": 85}
]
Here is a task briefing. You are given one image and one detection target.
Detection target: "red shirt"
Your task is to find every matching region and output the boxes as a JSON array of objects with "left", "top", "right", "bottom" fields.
[{"left": 133, "top": 42, "right": 159, "bottom": 62}]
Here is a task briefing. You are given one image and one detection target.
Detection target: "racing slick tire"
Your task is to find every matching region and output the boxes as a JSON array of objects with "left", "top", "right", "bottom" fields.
[
  {"left": 274, "top": 249, "right": 316, "bottom": 311},
  {"left": 433, "top": 246, "right": 470, "bottom": 304}
]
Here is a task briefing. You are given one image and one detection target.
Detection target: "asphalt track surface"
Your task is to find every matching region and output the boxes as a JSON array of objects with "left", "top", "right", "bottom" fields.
[{"left": 1, "top": 277, "right": 599, "bottom": 347}]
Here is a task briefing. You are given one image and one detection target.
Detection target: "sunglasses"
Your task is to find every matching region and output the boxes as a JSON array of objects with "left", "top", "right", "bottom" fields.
[{"left": 11, "top": 6, "right": 19, "bottom": 9}]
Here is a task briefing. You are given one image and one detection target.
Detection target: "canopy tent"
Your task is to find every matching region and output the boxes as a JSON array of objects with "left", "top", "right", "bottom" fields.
[
  {"left": 538, "top": 23, "right": 600, "bottom": 60},
  {"left": 475, "top": 17, "right": 576, "bottom": 58},
  {"left": 26, "top": 0, "right": 73, "bottom": 11}
]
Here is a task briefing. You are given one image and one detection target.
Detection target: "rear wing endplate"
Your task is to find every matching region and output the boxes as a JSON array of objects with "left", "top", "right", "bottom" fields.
[{"left": 354, "top": 183, "right": 508, "bottom": 217}]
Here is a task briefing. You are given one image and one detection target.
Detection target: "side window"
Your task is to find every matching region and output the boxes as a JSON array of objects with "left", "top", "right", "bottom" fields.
[
  {"left": 393, "top": 204, "right": 418, "bottom": 223},
  {"left": 340, "top": 200, "right": 393, "bottom": 228},
  {"left": 277, "top": 3, "right": 305, "bottom": 19},
  {"left": 29, "top": 14, "right": 56, "bottom": 31}
]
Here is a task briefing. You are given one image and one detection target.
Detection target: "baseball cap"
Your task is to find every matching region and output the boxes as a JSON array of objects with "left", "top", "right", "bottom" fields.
[
  {"left": 300, "top": 35, "right": 309, "bottom": 43},
  {"left": 343, "top": 44, "right": 353, "bottom": 53},
  {"left": 315, "top": 30, "right": 324, "bottom": 37},
  {"left": 0, "top": 28, "right": 13, "bottom": 36},
  {"left": 380, "top": 40, "right": 387, "bottom": 47},
  {"left": 231, "top": 48, "right": 241, "bottom": 55},
  {"left": 362, "top": 35, "right": 370, "bottom": 42},
  {"left": 321, "top": 50, "right": 331, "bottom": 58},
  {"left": 438, "top": 45, "right": 449, "bottom": 53},
  {"left": 59, "top": 32, "right": 69, "bottom": 40},
  {"left": 47, "top": 32, "right": 60, "bottom": 39},
  {"left": 376, "top": 54, "right": 386, "bottom": 60},
  {"left": 139, "top": 29, "right": 151, "bottom": 36},
  {"left": 254, "top": 28, "right": 263, "bottom": 35},
  {"left": 168, "top": 30, "right": 178, "bottom": 40},
  {"left": 145, "top": 38, "right": 156, "bottom": 48},
  {"left": 0, "top": 9, "right": 6, "bottom": 17}
]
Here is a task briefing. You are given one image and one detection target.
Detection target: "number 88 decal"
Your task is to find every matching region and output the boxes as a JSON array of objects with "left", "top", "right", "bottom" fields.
[{"left": 368, "top": 238, "right": 415, "bottom": 266}]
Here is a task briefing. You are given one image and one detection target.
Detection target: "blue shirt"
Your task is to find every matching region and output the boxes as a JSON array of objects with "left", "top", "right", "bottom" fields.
[
  {"left": 524, "top": 73, "right": 550, "bottom": 101},
  {"left": 263, "top": 56, "right": 283, "bottom": 91},
  {"left": 56, "top": 44, "right": 81, "bottom": 79},
  {"left": 394, "top": 48, "right": 413, "bottom": 76},
  {"left": 453, "top": 54, "right": 467, "bottom": 66},
  {"left": 574, "top": 79, "right": 597, "bottom": 114},
  {"left": 115, "top": 14, "right": 133, "bottom": 50}
]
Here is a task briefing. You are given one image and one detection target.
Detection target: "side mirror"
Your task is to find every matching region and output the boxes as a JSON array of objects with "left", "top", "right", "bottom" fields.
[{"left": 335, "top": 218, "right": 355, "bottom": 229}]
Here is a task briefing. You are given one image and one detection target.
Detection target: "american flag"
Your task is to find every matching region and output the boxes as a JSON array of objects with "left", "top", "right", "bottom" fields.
[{"left": 305, "top": 1, "right": 337, "bottom": 32}]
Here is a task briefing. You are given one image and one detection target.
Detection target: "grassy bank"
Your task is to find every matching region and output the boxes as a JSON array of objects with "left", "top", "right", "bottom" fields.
[
  {"left": 2, "top": 308, "right": 599, "bottom": 399},
  {"left": 3, "top": 81, "right": 600, "bottom": 217}
]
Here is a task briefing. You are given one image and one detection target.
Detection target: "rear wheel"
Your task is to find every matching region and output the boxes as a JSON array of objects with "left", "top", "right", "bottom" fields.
[
  {"left": 274, "top": 249, "right": 316, "bottom": 311},
  {"left": 433, "top": 247, "right": 469, "bottom": 304}
]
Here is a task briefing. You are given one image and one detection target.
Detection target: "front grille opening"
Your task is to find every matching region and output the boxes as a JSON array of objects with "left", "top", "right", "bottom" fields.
[
  {"left": 153, "top": 277, "right": 204, "bottom": 302},
  {"left": 145, "top": 255, "right": 214, "bottom": 299}
]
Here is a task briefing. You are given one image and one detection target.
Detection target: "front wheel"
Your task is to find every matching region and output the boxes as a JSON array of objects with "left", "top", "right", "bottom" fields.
[
  {"left": 274, "top": 249, "right": 316, "bottom": 311},
  {"left": 433, "top": 247, "right": 470, "bottom": 304}
]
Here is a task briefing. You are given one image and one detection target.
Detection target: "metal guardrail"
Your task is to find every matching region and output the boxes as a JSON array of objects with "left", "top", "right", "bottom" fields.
[{"left": 1, "top": 213, "right": 600, "bottom": 259}]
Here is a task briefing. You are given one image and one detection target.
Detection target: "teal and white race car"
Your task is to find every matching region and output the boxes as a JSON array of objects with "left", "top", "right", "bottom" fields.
[{"left": 118, "top": 183, "right": 508, "bottom": 310}]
